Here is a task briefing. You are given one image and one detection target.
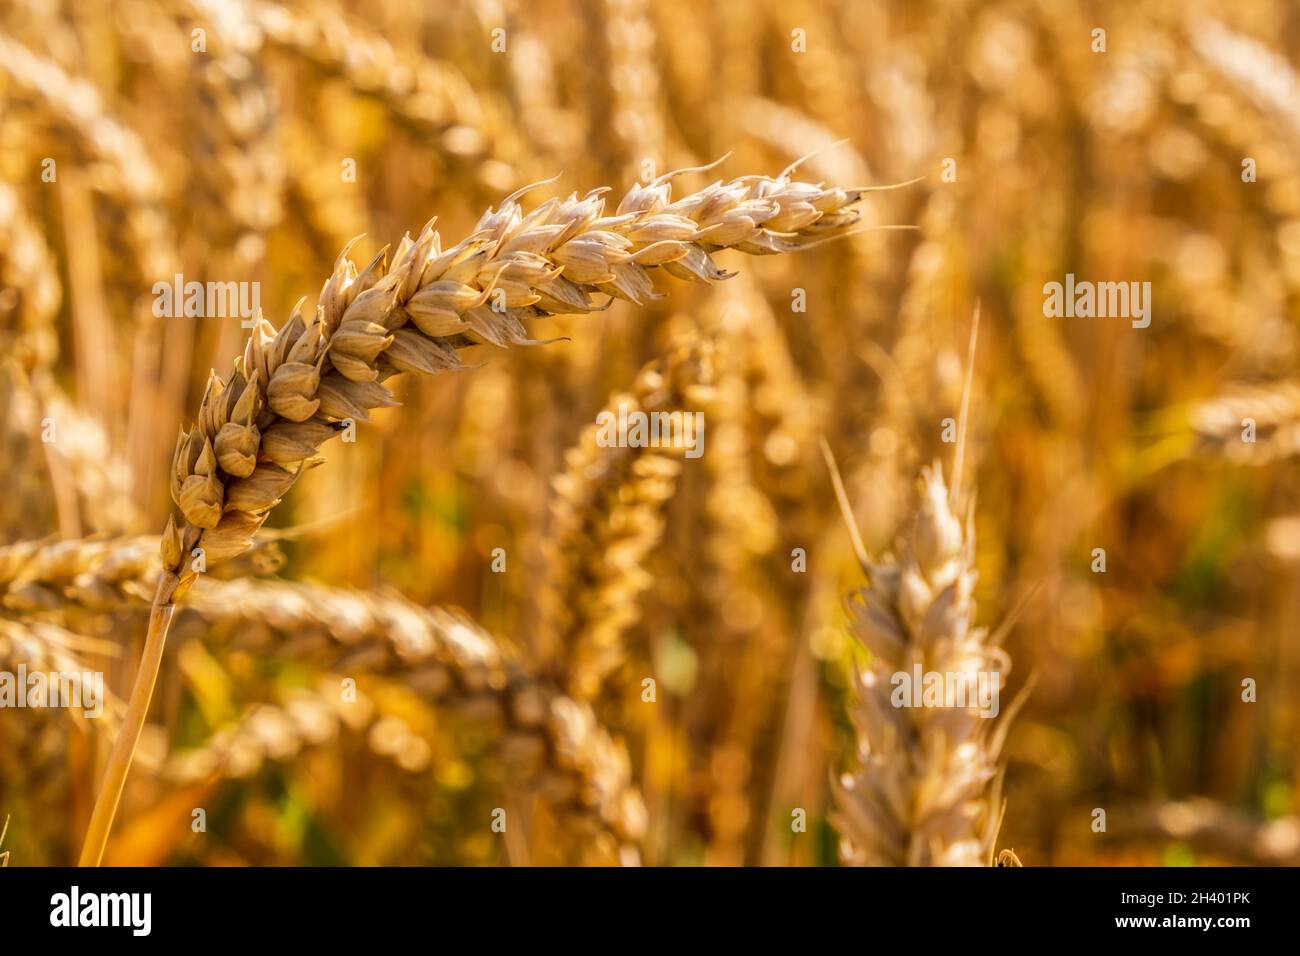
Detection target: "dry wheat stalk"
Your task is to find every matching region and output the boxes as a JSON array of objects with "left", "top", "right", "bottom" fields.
[
  {"left": 81, "top": 162, "right": 870, "bottom": 865},
  {"left": 185, "top": 578, "right": 646, "bottom": 856},
  {"left": 831, "top": 463, "right": 1013, "bottom": 866},
  {"left": 0, "top": 540, "right": 644, "bottom": 856},
  {"left": 536, "top": 340, "right": 714, "bottom": 699}
]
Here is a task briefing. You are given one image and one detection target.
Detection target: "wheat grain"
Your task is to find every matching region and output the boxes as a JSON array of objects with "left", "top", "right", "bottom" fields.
[{"left": 0, "top": 543, "right": 645, "bottom": 858}]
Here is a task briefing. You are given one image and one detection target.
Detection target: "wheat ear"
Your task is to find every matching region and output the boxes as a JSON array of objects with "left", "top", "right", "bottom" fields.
[
  {"left": 0, "top": 534, "right": 281, "bottom": 615},
  {"left": 0, "top": 618, "right": 124, "bottom": 725},
  {"left": 77, "top": 165, "right": 871, "bottom": 865},
  {"left": 830, "top": 463, "right": 1013, "bottom": 865},
  {"left": 1190, "top": 382, "right": 1300, "bottom": 463},
  {"left": 537, "top": 340, "right": 715, "bottom": 699},
  {"left": 173, "top": 579, "right": 647, "bottom": 861}
]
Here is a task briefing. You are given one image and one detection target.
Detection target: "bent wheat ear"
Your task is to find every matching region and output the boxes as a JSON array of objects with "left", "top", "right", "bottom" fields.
[
  {"left": 80, "top": 165, "right": 872, "bottom": 867},
  {"left": 160, "top": 168, "right": 868, "bottom": 599}
]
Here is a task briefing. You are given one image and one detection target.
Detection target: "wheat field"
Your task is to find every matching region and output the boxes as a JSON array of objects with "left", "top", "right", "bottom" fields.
[{"left": 1, "top": 0, "right": 1298, "bottom": 868}]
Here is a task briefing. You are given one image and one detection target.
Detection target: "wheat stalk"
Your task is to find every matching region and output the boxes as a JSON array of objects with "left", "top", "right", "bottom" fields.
[
  {"left": 0, "top": 539, "right": 644, "bottom": 857},
  {"left": 78, "top": 161, "right": 874, "bottom": 865}
]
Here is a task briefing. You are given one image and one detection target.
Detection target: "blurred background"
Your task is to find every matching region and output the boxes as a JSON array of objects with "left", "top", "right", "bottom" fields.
[{"left": 1, "top": 0, "right": 1299, "bottom": 866}]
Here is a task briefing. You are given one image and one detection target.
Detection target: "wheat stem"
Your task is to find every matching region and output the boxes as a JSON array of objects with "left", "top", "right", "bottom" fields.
[{"left": 77, "top": 583, "right": 175, "bottom": 866}]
